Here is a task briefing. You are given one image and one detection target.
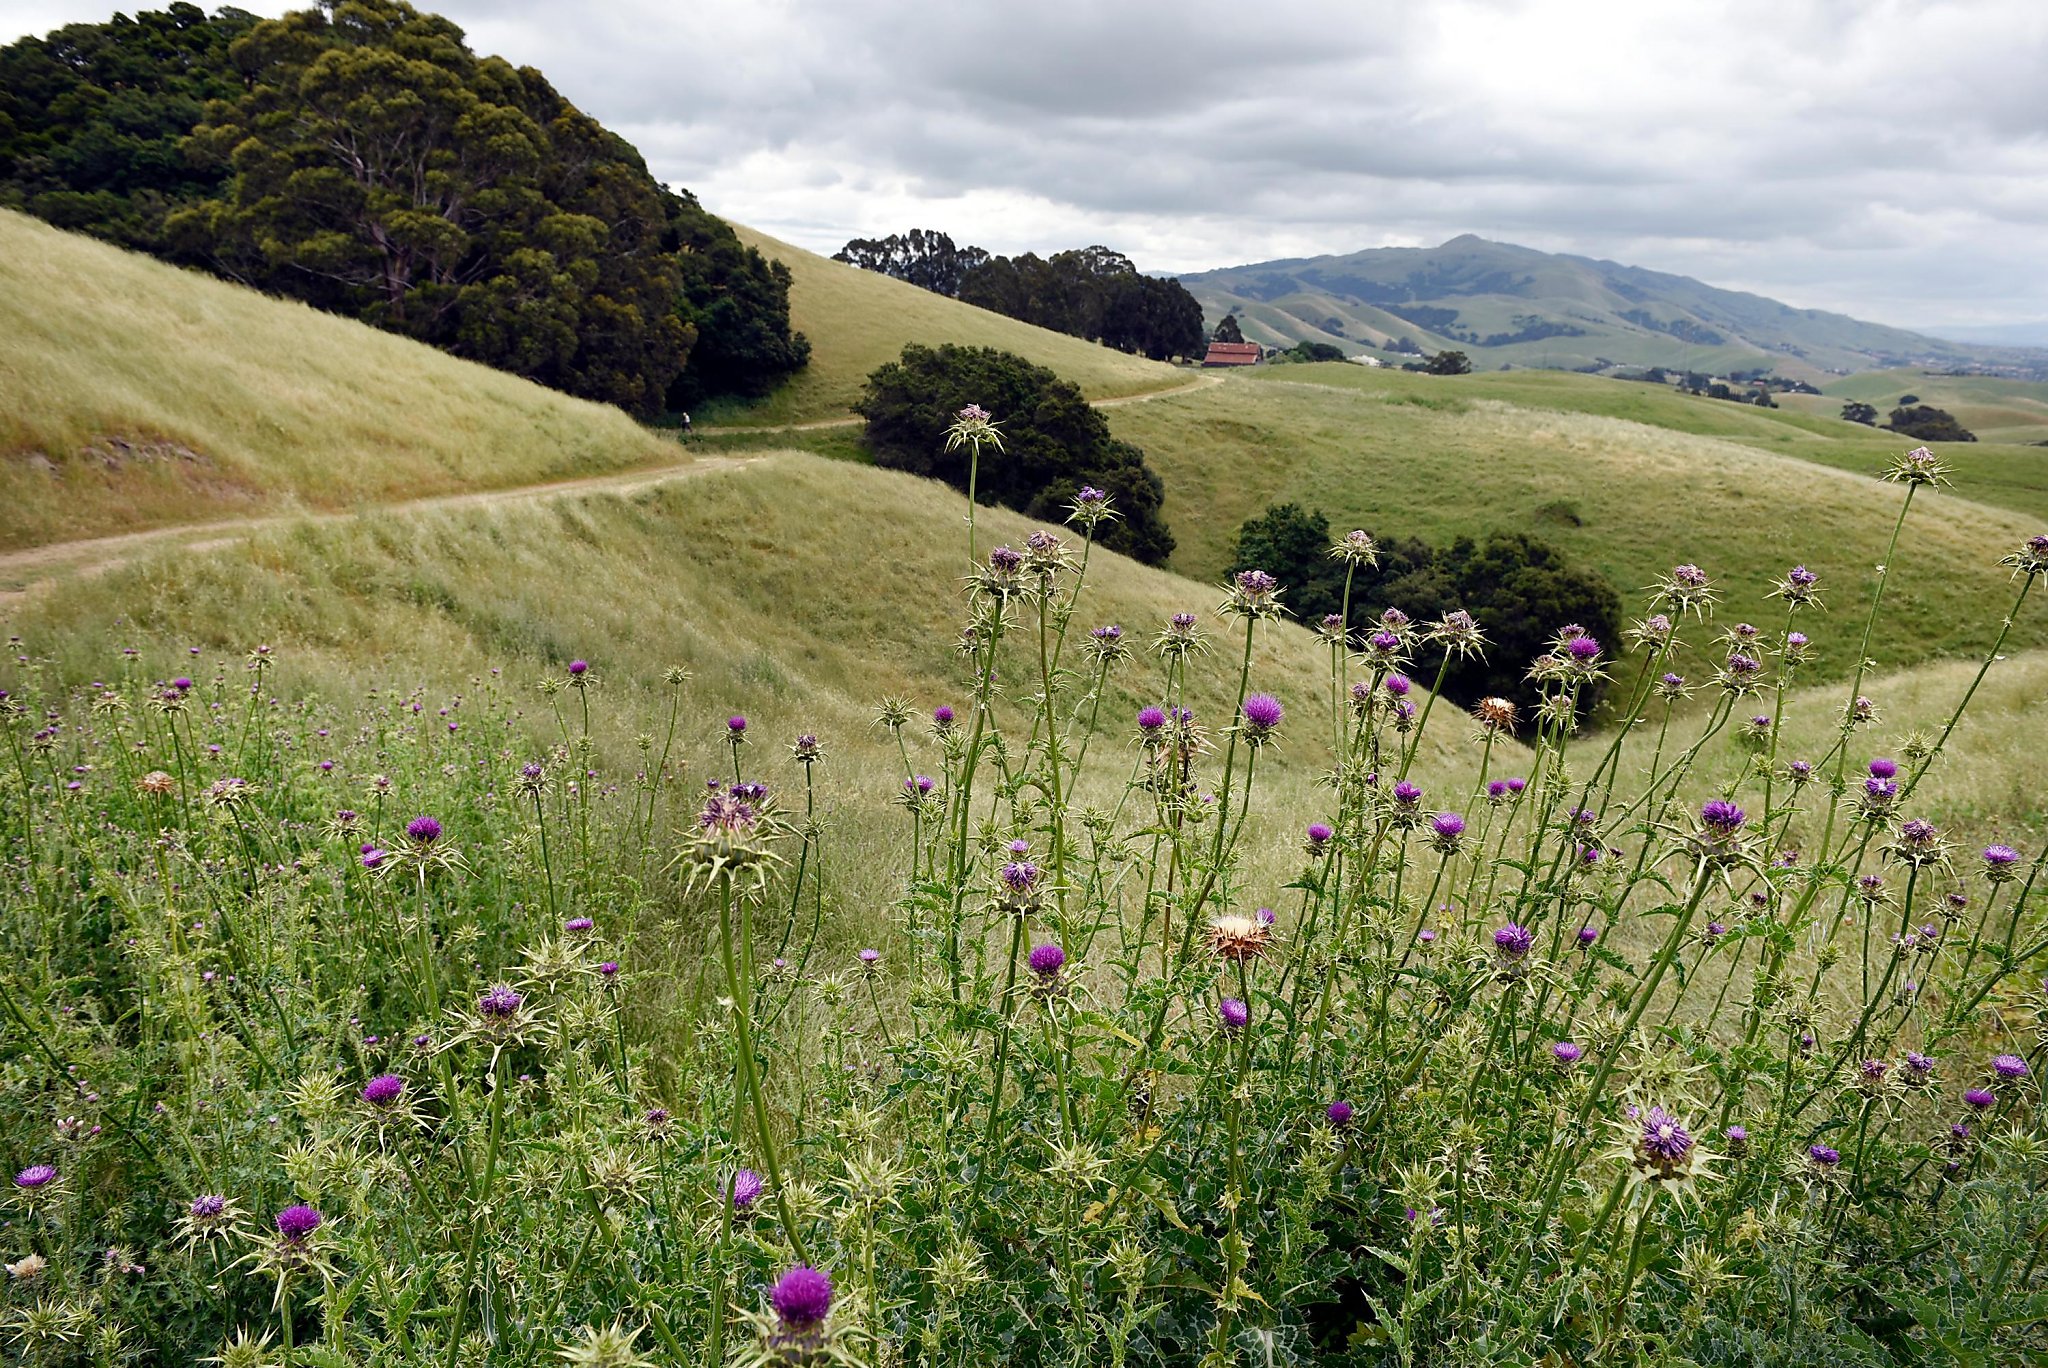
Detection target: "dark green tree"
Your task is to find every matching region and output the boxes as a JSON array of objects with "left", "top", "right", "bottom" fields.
[
  {"left": 856, "top": 344, "right": 1174, "bottom": 565},
  {"left": 1212, "top": 313, "right": 1245, "bottom": 343},
  {"left": 1425, "top": 349, "right": 1473, "bottom": 375},
  {"left": 832, "top": 228, "right": 989, "bottom": 296},
  {"left": 2, "top": 0, "right": 805, "bottom": 416},
  {"left": 1885, "top": 405, "right": 1976, "bottom": 442},
  {"left": 1284, "top": 341, "right": 1347, "bottom": 364},
  {"left": 1840, "top": 400, "right": 1879, "bottom": 425},
  {"left": 0, "top": 4, "right": 260, "bottom": 252},
  {"left": 1427, "top": 533, "right": 1623, "bottom": 722}
]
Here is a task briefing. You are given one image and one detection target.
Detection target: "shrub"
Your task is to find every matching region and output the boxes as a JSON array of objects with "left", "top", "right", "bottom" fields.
[
  {"left": 1228, "top": 506, "right": 1622, "bottom": 722},
  {"left": 856, "top": 343, "right": 1175, "bottom": 564}
]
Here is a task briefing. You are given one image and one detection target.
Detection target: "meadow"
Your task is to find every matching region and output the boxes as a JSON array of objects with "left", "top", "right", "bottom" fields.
[{"left": 4, "top": 214, "right": 2047, "bottom": 1366}]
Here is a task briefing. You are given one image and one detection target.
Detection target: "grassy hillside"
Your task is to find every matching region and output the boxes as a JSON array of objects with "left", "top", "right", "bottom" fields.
[
  {"left": 1794, "top": 368, "right": 2048, "bottom": 445},
  {"left": 0, "top": 208, "right": 681, "bottom": 552},
  {"left": 1210, "top": 361, "right": 2048, "bottom": 527},
  {"left": 1105, "top": 368, "right": 2048, "bottom": 682},
  {"left": 2, "top": 452, "right": 1495, "bottom": 911},
  {"left": 721, "top": 224, "right": 1183, "bottom": 424}
]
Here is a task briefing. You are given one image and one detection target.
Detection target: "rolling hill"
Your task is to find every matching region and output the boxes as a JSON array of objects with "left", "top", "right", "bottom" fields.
[
  {"left": 721, "top": 225, "right": 1182, "bottom": 424},
  {"left": 1181, "top": 234, "right": 2047, "bottom": 380}
]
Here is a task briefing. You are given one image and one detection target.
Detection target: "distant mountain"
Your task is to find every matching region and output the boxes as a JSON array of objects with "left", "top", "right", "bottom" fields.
[
  {"left": 1180, "top": 235, "right": 2046, "bottom": 379},
  {"left": 1921, "top": 321, "right": 2048, "bottom": 349}
]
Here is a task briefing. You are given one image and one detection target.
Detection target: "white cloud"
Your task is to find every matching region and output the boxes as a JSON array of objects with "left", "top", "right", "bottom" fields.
[{"left": 6, "top": 0, "right": 2046, "bottom": 327}]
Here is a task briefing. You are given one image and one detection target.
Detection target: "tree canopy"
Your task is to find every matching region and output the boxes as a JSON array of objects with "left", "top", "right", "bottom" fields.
[
  {"left": 1211, "top": 313, "right": 1245, "bottom": 344},
  {"left": 0, "top": 1, "right": 807, "bottom": 416},
  {"left": 837, "top": 229, "right": 1207, "bottom": 362},
  {"left": 1227, "top": 505, "right": 1622, "bottom": 725},
  {"left": 1885, "top": 405, "right": 1976, "bottom": 443},
  {"left": 856, "top": 344, "right": 1175, "bottom": 565}
]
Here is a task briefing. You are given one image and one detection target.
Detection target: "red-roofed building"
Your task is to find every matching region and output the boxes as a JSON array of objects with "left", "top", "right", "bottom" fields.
[{"left": 1201, "top": 341, "right": 1263, "bottom": 367}]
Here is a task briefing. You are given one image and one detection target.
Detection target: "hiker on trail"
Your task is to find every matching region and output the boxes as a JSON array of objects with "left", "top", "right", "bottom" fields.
[{"left": 682, "top": 412, "right": 692, "bottom": 434}]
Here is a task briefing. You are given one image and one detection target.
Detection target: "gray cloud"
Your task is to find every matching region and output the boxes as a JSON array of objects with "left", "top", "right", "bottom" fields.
[{"left": 7, "top": 0, "right": 2046, "bottom": 327}]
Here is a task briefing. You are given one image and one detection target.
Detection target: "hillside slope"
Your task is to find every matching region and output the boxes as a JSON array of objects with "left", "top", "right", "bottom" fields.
[
  {"left": 0, "top": 208, "right": 680, "bottom": 552},
  {"left": 1181, "top": 234, "right": 2044, "bottom": 379},
  {"left": 723, "top": 224, "right": 1182, "bottom": 424},
  {"left": 1105, "top": 367, "right": 2048, "bottom": 681}
]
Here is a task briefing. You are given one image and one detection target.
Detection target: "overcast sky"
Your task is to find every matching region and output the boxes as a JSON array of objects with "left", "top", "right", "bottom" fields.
[{"left": 7, "top": 0, "right": 2046, "bottom": 329}]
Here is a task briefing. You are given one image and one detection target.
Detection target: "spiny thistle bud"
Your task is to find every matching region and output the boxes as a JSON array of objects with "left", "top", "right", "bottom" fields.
[
  {"left": 1224, "top": 568, "right": 1285, "bottom": 620},
  {"left": 1773, "top": 563, "right": 1821, "bottom": 607},
  {"left": 1155, "top": 611, "right": 1207, "bottom": 661},
  {"left": 1330, "top": 528, "right": 1378, "bottom": 566},
  {"left": 1886, "top": 817, "right": 1947, "bottom": 868},
  {"left": 1085, "top": 624, "right": 1129, "bottom": 666},
  {"left": 1657, "top": 562, "right": 1716, "bottom": 617},
  {"left": 1431, "top": 610, "right": 1485, "bottom": 658},
  {"left": 1847, "top": 694, "right": 1879, "bottom": 727},
  {"left": 1067, "top": 485, "right": 1116, "bottom": 529},
  {"left": 1999, "top": 532, "right": 2048, "bottom": 579},
  {"left": 1882, "top": 445, "right": 1949, "bottom": 486},
  {"left": 790, "top": 732, "right": 823, "bottom": 764}
]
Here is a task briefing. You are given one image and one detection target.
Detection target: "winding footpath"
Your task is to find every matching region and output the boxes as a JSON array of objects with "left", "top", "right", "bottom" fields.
[{"left": 0, "top": 373, "right": 1224, "bottom": 603}]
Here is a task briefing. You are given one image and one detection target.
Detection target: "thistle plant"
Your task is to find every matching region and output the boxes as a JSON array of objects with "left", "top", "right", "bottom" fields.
[{"left": 2, "top": 451, "right": 2046, "bottom": 1366}]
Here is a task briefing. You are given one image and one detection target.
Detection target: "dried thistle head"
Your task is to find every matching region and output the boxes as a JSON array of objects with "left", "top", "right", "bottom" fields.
[{"left": 1207, "top": 914, "right": 1273, "bottom": 962}]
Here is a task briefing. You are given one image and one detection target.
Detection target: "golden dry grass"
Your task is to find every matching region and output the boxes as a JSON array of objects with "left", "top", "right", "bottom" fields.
[
  {"left": 721, "top": 224, "right": 1185, "bottom": 425},
  {"left": 0, "top": 208, "right": 679, "bottom": 552}
]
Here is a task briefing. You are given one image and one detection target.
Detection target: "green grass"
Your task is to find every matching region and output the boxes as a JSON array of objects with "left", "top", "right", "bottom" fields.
[
  {"left": 717, "top": 225, "right": 1185, "bottom": 425},
  {"left": 0, "top": 208, "right": 681, "bottom": 552},
  {"left": 2, "top": 452, "right": 1503, "bottom": 913},
  {"left": 1800, "top": 367, "right": 2048, "bottom": 445},
  {"left": 1105, "top": 369, "right": 2048, "bottom": 681}
]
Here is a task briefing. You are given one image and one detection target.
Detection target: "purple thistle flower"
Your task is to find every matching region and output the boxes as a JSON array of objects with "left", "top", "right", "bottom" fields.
[
  {"left": 771, "top": 1266, "right": 834, "bottom": 1326},
  {"left": 14, "top": 1164, "right": 56, "bottom": 1189},
  {"left": 1384, "top": 674, "right": 1411, "bottom": 697},
  {"left": 905, "top": 774, "right": 934, "bottom": 795},
  {"left": 727, "top": 715, "right": 747, "bottom": 735},
  {"left": 361, "top": 848, "right": 386, "bottom": 869},
  {"left": 1992, "top": 1054, "right": 2029, "bottom": 1080},
  {"left": 1486, "top": 780, "right": 1508, "bottom": 801},
  {"left": 1566, "top": 635, "right": 1602, "bottom": 662},
  {"left": 1724, "top": 1124, "right": 1749, "bottom": 1155},
  {"left": 1327, "top": 1100, "right": 1353, "bottom": 1126},
  {"left": 731, "top": 1169, "right": 764, "bottom": 1210},
  {"left": 1493, "top": 923, "right": 1534, "bottom": 959},
  {"left": 1504, "top": 777, "right": 1526, "bottom": 794},
  {"left": 1028, "top": 943, "right": 1065, "bottom": 978},
  {"left": 190, "top": 1193, "right": 227, "bottom": 1218},
  {"left": 598, "top": 961, "right": 620, "bottom": 978},
  {"left": 1808, "top": 1144, "right": 1841, "bottom": 1168},
  {"left": 478, "top": 985, "right": 523, "bottom": 1019},
  {"left": 1417, "top": 928, "right": 1437, "bottom": 945},
  {"left": 857, "top": 947, "right": 881, "bottom": 965},
  {"left": 1218, "top": 997, "right": 1249, "bottom": 1030},
  {"left": 1552, "top": 1041, "right": 1583, "bottom": 1066},
  {"left": 275, "top": 1204, "right": 323, "bottom": 1240},
  {"left": 1392, "top": 780, "right": 1423, "bottom": 807},
  {"left": 567, "top": 660, "right": 588, "bottom": 676},
  {"left": 1000, "top": 861, "right": 1041, "bottom": 894},
  {"left": 1868, "top": 757, "right": 1898, "bottom": 779},
  {"left": 361, "top": 1074, "right": 405, "bottom": 1107},
  {"left": 1431, "top": 812, "right": 1466, "bottom": 839},
  {"left": 1703, "top": 922, "right": 1728, "bottom": 942},
  {"left": 565, "top": 916, "right": 594, "bottom": 933},
  {"left": 1965, "top": 1087, "right": 1997, "bottom": 1109},
  {"left": 1983, "top": 844, "right": 2022, "bottom": 881},
  {"left": 1306, "top": 822, "right": 1333, "bottom": 846},
  {"left": 172, "top": 677, "right": 193, "bottom": 691},
  {"left": 1700, "top": 799, "right": 1747, "bottom": 832},
  {"left": 933, "top": 705, "right": 954, "bottom": 726},
  {"left": 405, "top": 815, "right": 441, "bottom": 844},
  {"left": 1637, "top": 1106, "right": 1695, "bottom": 1164},
  {"left": 1242, "top": 693, "right": 1284, "bottom": 731},
  {"left": 1137, "top": 705, "right": 1167, "bottom": 733},
  {"left": 1577, "top": 925, "right": 1599, "bottom": 946}
]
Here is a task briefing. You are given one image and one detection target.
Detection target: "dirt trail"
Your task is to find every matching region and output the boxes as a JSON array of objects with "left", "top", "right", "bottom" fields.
[
  {"left": 692, "top": 370, "right": 1222, "bottom": 434},
  {"left": 0, "top": 454, "right": 765, "bottom": 603},
  {"left": 0, "top": 372, "right": 1227, "bottom": 602}
]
